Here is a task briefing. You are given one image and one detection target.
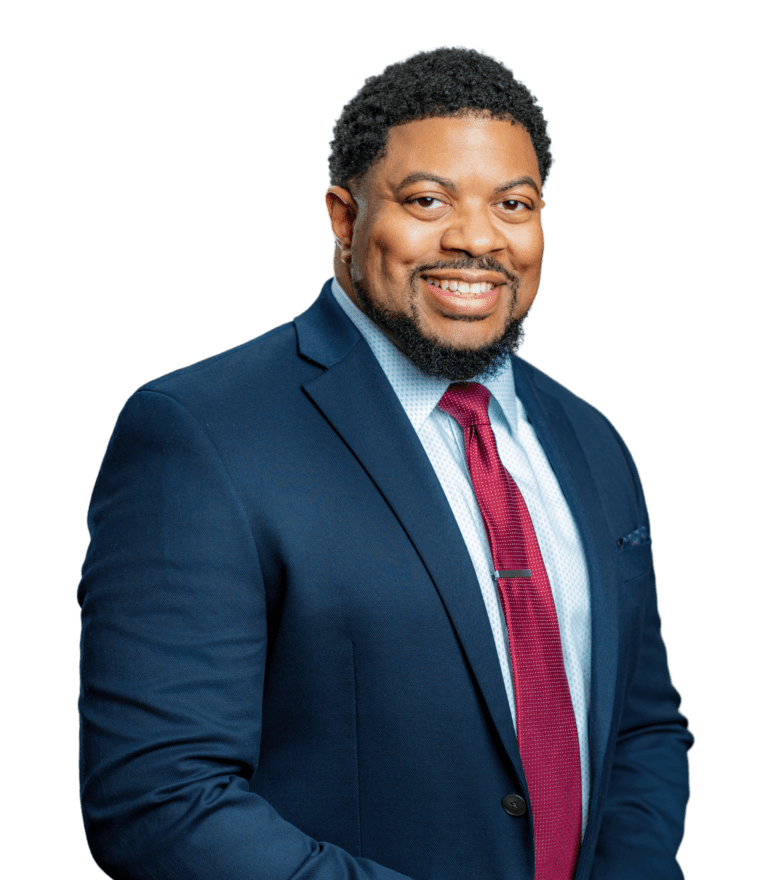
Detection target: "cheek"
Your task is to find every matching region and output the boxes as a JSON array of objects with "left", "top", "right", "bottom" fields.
[
  {"left": 365, "top": 216, "right": 436, "bottom": 277},
  {"left": 509, "top": 225, "right": 544, "bottom": 273}
]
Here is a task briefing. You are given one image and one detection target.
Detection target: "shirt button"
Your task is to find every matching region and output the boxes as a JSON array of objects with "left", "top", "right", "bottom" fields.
[{"left": 501, "top": 794, "right": 527, "bottom": 816}]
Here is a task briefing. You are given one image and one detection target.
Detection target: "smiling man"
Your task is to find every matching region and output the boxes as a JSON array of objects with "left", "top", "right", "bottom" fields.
[
  {"left": 79, "top": 48, "right": 692, "bottom": 880},
  {"left": 327, "top": 115, "right": 543, "bottom": 377}
]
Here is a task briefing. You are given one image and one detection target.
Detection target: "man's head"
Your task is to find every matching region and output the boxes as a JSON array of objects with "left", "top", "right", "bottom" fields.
[{"left": 326, "top": 48, "right": 551, "bottom": 381}]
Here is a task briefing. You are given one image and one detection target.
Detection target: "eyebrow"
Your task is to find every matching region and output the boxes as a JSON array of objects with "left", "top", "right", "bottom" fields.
[{"left": 395, "top": 172, "right": 541, "bottom": 198}]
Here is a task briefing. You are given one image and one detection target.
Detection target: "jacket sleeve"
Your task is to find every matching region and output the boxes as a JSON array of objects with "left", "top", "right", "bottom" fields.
[
  {"left": 79, "top": 389, "right": 413, "bottom": 880},
  {"left": 589, "top": 585, "right": 693, "bottom": 879},
  {"left": 588, "top": 427, "right": 693, "bottom": 880}
]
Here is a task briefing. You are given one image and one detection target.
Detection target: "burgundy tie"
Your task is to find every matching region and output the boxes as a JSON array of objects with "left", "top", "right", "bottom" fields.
[{"left": 439, "top": 382, "right": 581, "bottom": 880}]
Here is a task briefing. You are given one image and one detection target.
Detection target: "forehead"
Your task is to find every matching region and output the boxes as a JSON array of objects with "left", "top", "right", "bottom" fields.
[{"left": 366, "top": 114, "right": 542, "bottom": 193}]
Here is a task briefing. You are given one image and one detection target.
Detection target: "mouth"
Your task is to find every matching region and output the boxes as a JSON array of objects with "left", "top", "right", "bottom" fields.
[
  {"left": 424, "top": 276, "right": 497, "bottom": 295},
  {"left": 421, "top": 275, "right": 503, "bottom": 315}
]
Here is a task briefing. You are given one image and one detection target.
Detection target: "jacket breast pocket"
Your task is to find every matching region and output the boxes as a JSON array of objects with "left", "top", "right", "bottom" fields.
[{"left": 615, "top": 526, "right": 653, "bottom": 584}]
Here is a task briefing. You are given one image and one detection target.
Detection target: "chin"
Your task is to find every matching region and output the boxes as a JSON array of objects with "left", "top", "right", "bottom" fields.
[{"left": 353, "top": 273, "right": 527, "bottom": 380}]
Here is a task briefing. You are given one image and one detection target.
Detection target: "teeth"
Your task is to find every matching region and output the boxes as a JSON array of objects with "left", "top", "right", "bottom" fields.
[{"left": 426, "top": 277, "right": 495, "bottom": 294}]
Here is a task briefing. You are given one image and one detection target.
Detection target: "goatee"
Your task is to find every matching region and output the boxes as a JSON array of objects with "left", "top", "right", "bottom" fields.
[{"left": 351, "top": 270, "right": 526, "bottom": 382}]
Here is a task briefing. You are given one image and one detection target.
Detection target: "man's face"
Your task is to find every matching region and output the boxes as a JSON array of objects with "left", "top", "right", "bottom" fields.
[{"left": 327, "top": 114, "right": 545, "bottom": 379}]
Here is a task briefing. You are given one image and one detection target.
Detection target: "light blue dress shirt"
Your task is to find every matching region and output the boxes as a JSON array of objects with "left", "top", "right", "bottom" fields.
[{"left": 331, "top": 277, "right": 592, "bottom": 827}]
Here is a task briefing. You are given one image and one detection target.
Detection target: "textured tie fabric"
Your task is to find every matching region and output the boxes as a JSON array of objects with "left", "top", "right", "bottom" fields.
[{"left": 439, "top": 382, "right": 581, "bottom": 880}]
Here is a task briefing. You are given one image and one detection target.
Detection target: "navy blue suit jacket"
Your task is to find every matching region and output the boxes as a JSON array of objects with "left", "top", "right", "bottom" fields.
[{"left": 79, "top": 281, "right": 692, "bottom": 880}]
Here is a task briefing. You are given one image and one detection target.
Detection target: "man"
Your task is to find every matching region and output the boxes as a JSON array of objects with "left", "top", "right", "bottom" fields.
[{"left": 79, "top": 48, "right": 692, "bottom": 880}]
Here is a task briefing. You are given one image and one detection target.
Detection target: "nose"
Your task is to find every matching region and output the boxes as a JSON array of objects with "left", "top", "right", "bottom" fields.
[{"left": 440, "top": 201, "right": 505, "bottom": 257}]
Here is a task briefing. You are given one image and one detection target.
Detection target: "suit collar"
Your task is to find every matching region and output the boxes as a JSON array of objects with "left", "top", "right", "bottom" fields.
[
  {"left": 294, "top": 279, "right": 361, "bottom": 369},
  {"left": 318, "top": 276, "right": 523, "bottom": 437},
  {"left": 329, "top": 276, "right": 451, "bottom": 434}
]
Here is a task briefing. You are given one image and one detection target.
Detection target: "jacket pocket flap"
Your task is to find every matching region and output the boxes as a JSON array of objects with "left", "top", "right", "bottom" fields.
[{"left": 615, "top": 526, "right": 652, "bottom": 582}]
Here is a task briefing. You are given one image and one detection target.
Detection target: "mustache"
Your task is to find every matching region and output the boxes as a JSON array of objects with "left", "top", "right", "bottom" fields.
[{"left": 411, "top": 256, "right": 519, "bottom": 288}]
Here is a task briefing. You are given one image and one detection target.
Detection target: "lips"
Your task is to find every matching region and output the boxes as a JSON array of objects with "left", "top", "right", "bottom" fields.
[
  {"left": 422, "top": 277, "right": 502, "bottom": 314},
  {"left": 424, "top": 276, "right": 496, "bottom": 295}
]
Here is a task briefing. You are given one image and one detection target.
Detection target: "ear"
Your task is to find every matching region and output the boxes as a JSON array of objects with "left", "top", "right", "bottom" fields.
[{"left": 326, "top": 186, "right": 357, "bottom": 264}]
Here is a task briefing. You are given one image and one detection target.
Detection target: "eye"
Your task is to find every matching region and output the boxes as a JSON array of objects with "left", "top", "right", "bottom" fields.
[
  {"left": 405, "top": 196, "right": 446, "bottom": 210},
  {"left": 498, "top": 199, "right": 526, "bottom": 212}
]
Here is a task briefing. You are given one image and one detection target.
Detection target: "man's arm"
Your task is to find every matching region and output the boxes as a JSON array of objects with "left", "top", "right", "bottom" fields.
[
  {"left": 587, "top": 422, "right": 693, "bottom": 880},
  {"left": 589, "top": 581, "right": 693, "bottom": 879},
  {"left": 79, "top": 389, "right": 413, "bottom": 880}
]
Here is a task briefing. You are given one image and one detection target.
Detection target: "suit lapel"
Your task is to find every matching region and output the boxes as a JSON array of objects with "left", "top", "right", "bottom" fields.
[
  {"left": 513, "top": 360, "right": 621, "bottom": 810},
  {"left": 295, "top": 286, "right": 527, "bottom": 789}
]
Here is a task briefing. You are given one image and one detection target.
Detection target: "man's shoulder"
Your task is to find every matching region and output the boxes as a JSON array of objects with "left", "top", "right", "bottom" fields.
[
  {"left": 111, "top": 319, "right": 320, "bottom": 447},
  {"left": 113, "top": 283, "right": 360, "bottom": 446},
  {"left": 140, "top": 320, "right": 300, "bottom": 399},
  {"left": 136, "top": 281, "right": 354, "bottom": 413}
]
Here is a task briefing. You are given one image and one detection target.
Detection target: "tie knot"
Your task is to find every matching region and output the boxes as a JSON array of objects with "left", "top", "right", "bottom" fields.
[{"left": 438, "top": 382, "right": 491, "bottom": 427}]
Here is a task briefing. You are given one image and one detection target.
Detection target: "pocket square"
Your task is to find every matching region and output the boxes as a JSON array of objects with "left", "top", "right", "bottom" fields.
[{"left": 616, "top": 525, "right": 650, "bottom": 549}]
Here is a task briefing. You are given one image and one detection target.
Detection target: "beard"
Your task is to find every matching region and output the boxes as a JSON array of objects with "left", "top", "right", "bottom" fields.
[{"left": 351, "top": 259, "right": 527, "bottom": 382}]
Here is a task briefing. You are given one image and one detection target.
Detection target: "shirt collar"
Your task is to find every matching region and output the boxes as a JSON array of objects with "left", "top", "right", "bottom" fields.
[{"left": 330, "top": 276, "right": 520, "bottom": 434}]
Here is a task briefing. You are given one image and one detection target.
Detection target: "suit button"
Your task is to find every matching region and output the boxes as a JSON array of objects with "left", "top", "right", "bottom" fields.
[{"left": 501, "top": 794, "right": 527, "bottom": 817}]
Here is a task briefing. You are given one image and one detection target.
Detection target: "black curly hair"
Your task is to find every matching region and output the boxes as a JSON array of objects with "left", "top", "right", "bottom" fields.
[{"left": 329, "top": 47, "right": 552, "bottom": 190}]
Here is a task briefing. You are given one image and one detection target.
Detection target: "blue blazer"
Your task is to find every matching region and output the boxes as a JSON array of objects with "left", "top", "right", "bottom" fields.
[{"left": 79, "top": 281, "right": 692, "bottom": 880}]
